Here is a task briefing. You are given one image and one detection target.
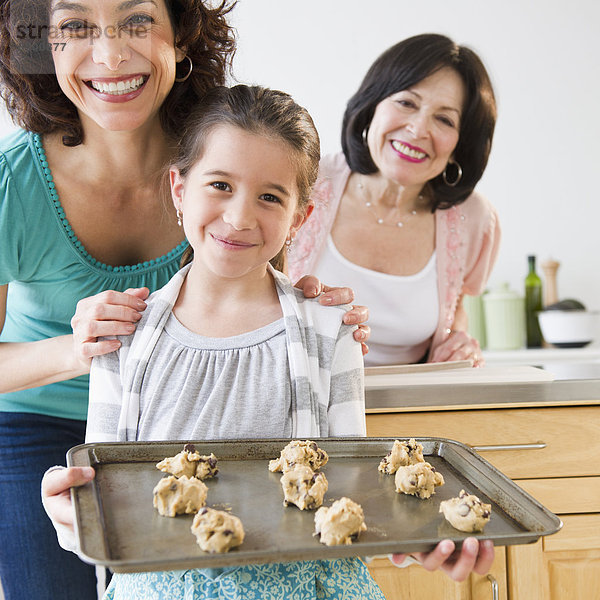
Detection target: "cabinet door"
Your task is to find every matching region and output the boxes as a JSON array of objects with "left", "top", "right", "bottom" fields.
[
  {"left": 367, "top": 547, "right": 507, "bottom": 600},
  {"left": 507, "top": 515, "right": 600, "bottom": 600}
]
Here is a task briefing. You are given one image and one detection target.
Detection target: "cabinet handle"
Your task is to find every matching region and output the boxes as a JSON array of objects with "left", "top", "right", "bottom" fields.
[
  {"left": 471, "top": 442, "right": 546, "bottom": 452},
  {"left": 487, "top": 574, "right": 499, "bottom": 600}
]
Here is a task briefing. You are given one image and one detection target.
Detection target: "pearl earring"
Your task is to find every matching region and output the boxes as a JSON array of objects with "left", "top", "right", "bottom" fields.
[{"left": 176, "top": 210, "right": 183, "bottom": 227}]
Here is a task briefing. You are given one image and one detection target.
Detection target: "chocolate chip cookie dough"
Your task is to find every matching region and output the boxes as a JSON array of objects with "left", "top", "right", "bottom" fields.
[
  {"left": 378, "top": 438, "right": 425, "bottom": 475},
  {"left": 439, "top": 490, "right": 491, "bottom": 532},
  {"left": 394, "top": 462, "right": 445, "bottom": 499},
  {"left": 153, "top": 475, "right": 208, "bottom": 517},
  {"left": 156, "top": 444, "right": 218, "bottom": 480},
  {"left": 269, "top": 440, "right": 329, "bottom": 473},
  {"left": 191, "top": 507, "right": 245, "bottom": 553},
  {"left": 314, "top": 497, "right": 367, "bottom": 546},
  {"left": 281, "top": 465, "right": 328, "bottom": 510}
]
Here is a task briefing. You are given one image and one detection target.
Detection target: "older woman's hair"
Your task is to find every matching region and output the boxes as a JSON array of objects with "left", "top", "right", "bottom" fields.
[
  {"left": 0, "top": 0, "right": 236, "bottom": 146},
  {"left": 342, "top": 33, "right": 497, "bottom": 210}
]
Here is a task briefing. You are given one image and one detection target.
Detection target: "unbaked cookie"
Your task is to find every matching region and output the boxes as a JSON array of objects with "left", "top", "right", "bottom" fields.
[
  {"left": 269, "top": 440, "right": 328, "bottom": 473},
  {"left": 156, "top": 444, "right": 218, "bottom": 480},
  {"left": 153, "top": 475, "right": 208, "bottom": 517},
  {"left": 314, "top": 497, "right": 367, "bottom": 546},
  {"left": 439, "top": 489, "right": 491, "bottom": 532},
  {"left": 281, "top": 465, "right": 328, "bottom": 510},
  {"left": 378, "top": 438, "right": 425, "bottom": 474},
  {"left": 191, "top": 507, "right": 245, "bottom": 553},
  {"left": 394, "top": 462, "right": 444, "bottom": 499}
]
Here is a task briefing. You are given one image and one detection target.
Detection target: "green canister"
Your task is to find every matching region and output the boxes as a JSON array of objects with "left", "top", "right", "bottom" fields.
[{"left": 483, "top": 283, "right": 525, "bottom": 350}]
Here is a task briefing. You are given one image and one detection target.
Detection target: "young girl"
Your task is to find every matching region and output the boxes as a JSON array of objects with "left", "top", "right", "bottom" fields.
[{"left": 49, "top": 84, "right": 386, "bottom": 599}]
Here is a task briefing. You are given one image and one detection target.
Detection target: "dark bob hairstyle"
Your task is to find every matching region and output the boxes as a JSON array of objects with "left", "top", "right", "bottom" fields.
[
  {"left": 342, "top": 33, "right": 497, "bottom": 210},
  {"left": 0, "top": 0, "right": 236, "bottom": 146}
]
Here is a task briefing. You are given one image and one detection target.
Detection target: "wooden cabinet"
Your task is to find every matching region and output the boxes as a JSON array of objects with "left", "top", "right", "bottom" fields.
[{"left": 365, "top": 402, "right": 600, "bottom": 599}]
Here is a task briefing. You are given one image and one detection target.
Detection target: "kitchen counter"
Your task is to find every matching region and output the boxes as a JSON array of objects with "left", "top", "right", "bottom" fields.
[{"left": 365, "top": 373, "right": 600, "bottom": 413}]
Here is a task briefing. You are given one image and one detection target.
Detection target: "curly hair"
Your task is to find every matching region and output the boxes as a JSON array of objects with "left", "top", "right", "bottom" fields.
[
  {"left": 342, "top": 33, "right": 497, "bottom": 211},
  {"left": 0, "top": 0, "right": 237, "bottom": 145}
]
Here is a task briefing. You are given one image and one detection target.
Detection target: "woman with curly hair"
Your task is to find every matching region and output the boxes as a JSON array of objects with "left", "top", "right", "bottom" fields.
[{"left": 0, "top": 2, "right": 364, "bottom": 598}]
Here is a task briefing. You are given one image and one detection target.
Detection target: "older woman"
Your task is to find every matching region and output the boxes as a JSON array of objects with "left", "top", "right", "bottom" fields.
[
  {"left": 289, "top": 33, "right": 500, "bottom": 367},
  {"left": 0, "top": 2, "right": 363, "bottom": 598}
]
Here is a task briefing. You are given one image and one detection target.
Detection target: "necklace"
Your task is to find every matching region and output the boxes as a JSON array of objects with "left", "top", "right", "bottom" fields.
[{"left": 358, "top": 179, "right": 421, "bottom": 228}]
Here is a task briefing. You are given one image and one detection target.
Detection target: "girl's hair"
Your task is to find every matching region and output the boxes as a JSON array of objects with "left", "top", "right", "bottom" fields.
[
  {"left": 175, "top": 85, "right": 321, "bottom": 271},
  {"left": 342, "top": 33, "right": 497, "bottom": 211},
  {"left": 0, "top": 0, "right": 236, "bottom": 146}
]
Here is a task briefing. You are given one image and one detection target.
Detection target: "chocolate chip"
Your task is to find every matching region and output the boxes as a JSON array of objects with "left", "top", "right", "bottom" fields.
[
  {"left": 200, "top": 507, "right": 208, "bottom": 515},
  {"left": 184, "top": 443, "right": 196, "bottom": 453},
  {"left": 170, "top": 483, "right": 178, "bottom": 491},
  {"left": 223, "top": 529, "right": 233, "bottom": 536},
  {"left": 310, "top": 442, "right": 318, "bottom": 451},
  {"left": 208, "top": 457, "right": 217, "bottom": 468},
  {"left": 482, "top": 510, "right": 490, "bottom": 518}
]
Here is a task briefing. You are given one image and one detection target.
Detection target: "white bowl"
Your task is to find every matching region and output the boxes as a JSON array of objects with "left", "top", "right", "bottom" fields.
[{"left": 537, "top": 310, "right": 600, "bottom": 348}]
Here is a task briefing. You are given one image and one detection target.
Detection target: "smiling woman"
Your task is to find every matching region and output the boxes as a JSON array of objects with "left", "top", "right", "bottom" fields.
[{"left": 0, "top": 1, "right": 236, "bottom": 598}]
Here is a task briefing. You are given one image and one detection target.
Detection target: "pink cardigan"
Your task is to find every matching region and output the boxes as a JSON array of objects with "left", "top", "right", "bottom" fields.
[{"left": 289, "top": 153, "right": 501, "bottom": 361}]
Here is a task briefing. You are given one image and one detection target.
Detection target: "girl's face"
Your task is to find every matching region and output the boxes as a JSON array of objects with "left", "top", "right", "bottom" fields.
[
  {"left": 48, "top": 0, "right": 185, "bottom": 132},
  {"left": 170, "top": 125, "right": 309, "bottom": 280},
  {"left": 366, "top": 67, "right": 465, "bottom": 188}
]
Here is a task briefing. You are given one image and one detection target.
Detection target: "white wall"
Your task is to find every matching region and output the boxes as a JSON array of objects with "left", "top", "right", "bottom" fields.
[{"left": 2, "top": 0, "right": 598, "bottom": 308}]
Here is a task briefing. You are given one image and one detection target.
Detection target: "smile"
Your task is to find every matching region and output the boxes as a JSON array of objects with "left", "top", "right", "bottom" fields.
[
  {"left": 211, "top": 234, "right": 256, "bottom": 249},
  {"left": 391, "top": 140, "right": 427, "bottom": 161},
  {"left": 87, "top": 76, "right": 147, "bottom": 96}
]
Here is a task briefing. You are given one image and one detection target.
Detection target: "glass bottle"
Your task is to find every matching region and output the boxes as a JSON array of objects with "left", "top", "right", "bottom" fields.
[{"left": 525, "top": 255, "right": 543, "bottom": 348}]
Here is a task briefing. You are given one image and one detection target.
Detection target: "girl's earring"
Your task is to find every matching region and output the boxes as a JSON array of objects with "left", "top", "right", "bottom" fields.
[
  {"left": 285, "top": 234, "right": 294, "bottom": 252},
  {"left": 176, "top": 210, "right": 183, "bottom": 227}
]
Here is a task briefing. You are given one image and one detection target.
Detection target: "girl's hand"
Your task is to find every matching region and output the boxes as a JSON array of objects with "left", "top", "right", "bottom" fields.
[
  {"left": 294, "top": 275, "right": 370, "bottom": 355},
  {"left": 41, "top": 466, "right": 95, "bottom": 534},
  {"left": 71, "top": 288, "right": 149, "bottom": 368},
  {"left": 430, "top": 330, "right": 484, "bottom": 367},
  {"left": 392, "top": 538, "right": 495, "bottom": 582}
]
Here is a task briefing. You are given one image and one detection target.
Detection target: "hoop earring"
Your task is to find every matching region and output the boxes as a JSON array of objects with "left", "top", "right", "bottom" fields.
[
  {"left": 175, "top": 55, "right": 193, "bottom": 83},
  {"left": 176, "top": 210, "right": 183, "bottom": 227},
  {"left": 443, "top": 158, "right": 463, "bottom": 187},
  {"left": 361, "top": 126, "right": 370, "bottom": 147}
]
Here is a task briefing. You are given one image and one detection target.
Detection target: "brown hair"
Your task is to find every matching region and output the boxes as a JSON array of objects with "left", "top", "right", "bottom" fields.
[
  {"left": 173, "top": 85, "right": 320, "bottom": 272},
  {"left": 0, "top": 0, "right": 237, "bottom": 145},
  {"left": 342, "top": 33, "right": 497, "bottom": 210}
]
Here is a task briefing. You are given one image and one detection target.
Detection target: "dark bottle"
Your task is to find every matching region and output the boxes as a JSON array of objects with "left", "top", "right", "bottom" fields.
[{"left": 525, "top": 255, "right": 543, "bottom": 347}]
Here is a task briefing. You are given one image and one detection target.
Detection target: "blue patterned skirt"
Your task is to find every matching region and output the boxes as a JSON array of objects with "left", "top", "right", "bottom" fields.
[{"left": 103, "top": 558, "right": 386, "bottom": 600}]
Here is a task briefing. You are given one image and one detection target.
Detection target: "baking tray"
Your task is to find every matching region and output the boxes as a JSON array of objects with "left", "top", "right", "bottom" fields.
[{"left": 67, "top": 437, "right": 562, "bottom": 573}]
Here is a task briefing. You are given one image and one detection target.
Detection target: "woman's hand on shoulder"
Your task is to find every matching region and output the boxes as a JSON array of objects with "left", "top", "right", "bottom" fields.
[
  {"left": 41, "top": 466, "right": 95, "bottom": 534},
  {"left": 430, "top": 330, "right": 484, "bottom": 367},
  {"left": 294, "top": 275, "right": 370, "bottom": 355},
  {"left": 392, "top": 538, "right": 495, "bottom": 582},
  {"left": 71, "top": 287, "right": 149, "bottom": 368}
]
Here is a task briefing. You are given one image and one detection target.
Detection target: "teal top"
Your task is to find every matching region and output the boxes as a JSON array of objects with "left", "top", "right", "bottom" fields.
[{"left": 0, "top": 130, "right": 188, "bottom": 420}]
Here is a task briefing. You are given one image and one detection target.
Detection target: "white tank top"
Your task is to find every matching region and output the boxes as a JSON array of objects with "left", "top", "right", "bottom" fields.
[{"left": 313, "top": 235, "right": 439, "bottom": 367}]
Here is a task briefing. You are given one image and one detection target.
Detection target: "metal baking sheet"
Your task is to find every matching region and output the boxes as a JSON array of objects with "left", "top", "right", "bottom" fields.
[{"left": 67, "top": 437, "right": 562, "bottom": 573}]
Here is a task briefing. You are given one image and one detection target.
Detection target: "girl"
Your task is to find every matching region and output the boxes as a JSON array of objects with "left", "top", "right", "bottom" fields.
[{"left": 49, "top": 84, "right": 385, "bottom": 599}]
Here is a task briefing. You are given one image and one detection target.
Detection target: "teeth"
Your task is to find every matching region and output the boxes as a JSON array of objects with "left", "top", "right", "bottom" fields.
[
  {"left": 392, "top": 141, "right": 426, "bottom": 160},
  {"left": 90, "top": 76, "right": 145, "bottom": 95}
]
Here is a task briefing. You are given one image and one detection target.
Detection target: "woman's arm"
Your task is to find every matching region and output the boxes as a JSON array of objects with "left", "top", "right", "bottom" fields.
[
  {"left": 0, "top": 284, "right": 89, "bottom": 393},
  {"left": 429, "top": 296, "right": 483, "bottom": 366},
  {"left": 0, "top": 285, "right": 147, "bottom": 394}
]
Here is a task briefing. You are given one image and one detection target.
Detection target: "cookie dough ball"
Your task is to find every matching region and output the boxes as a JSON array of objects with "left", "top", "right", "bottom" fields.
[
  {"left": 394, "top": 462, "right": 444, "bottom": 499},
  {"left": 156, "top": 444, "right": 218, "bottom": 480},
  {"left": 281, "top": 465, "right": 328, "bottom": 510},
  {"left": 440, "top": 490, "right": 492, "bottom": 532},
  {"left": 269, "top": 440, "right": 329, "bottom": 473},
  {"left": 191, "top": 507, "right": 245, "bottom": 553},
  {"left": 153, "top": 475, "right": 208, "bottom": 517},
  {"left": 378, "top": 438, "right": 425, "bottom": 475},
  {"left": 314, "top": 497, "right": 367, "bottom": 546}
]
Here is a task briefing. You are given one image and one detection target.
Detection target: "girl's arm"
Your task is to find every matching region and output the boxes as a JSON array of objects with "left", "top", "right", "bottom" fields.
[
  {"left": 327, "top": 323, "right": 366, "bottom": 436},
  {"left": 0, "top": 285, "right": 146, "bottom": 394}
]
